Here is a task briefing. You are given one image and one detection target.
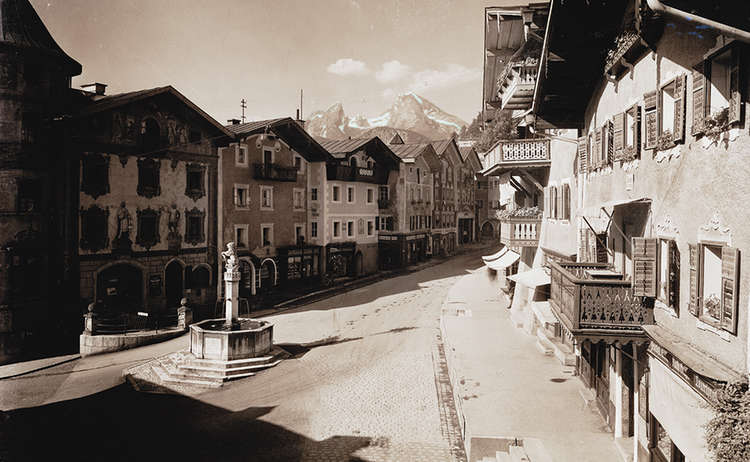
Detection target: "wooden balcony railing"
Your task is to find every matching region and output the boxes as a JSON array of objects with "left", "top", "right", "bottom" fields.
[
  {"left": 548, "top": 261, "right": 654, "bottom": 335},
  {"left": 499, "top": 63, "right": 538, "bottom": 110},
  {"left": 501, "top": 139, "right": 550, "bottom": 162},
  {"left": 500, "top": 217, "right": 541, "bottom": 247},
  {"left": 326, "top": 164, "right": 386, "bottom": 184},
  {"left": 253, "top": 163, "right": 298, "bottom": 182}
]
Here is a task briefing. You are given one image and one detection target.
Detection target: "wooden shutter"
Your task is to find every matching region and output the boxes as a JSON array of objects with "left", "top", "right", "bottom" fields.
[
  {"left": 588, "top": 133, "right": 595, "bottom": 170},
  {"left": 579, "top": 226, "right": 588, "bottom": 262},
  {"left": 595, "top": 233, "right": 608, "bottom": 264},
  {"left": 668, "top": 240, "right": 680, "bottom": 311},
  {"left": 729, "top": 46, "right": 742, "bottom": 125},
  {"left": 613, "top": 112, "right": 625, "bottom": 159},
  {"left": 644, "top": 90, "right": 658, "bottom": 150},
  {"left": 588, "top": 230, "right": 598, "bottom": 263},
  {"left": 673, "top": 74, "right": 686, "bottom": 143},
  {"left": 375, "top": 216, "right": 380, "bottom": 229},
  {"left": 594, "top": 129, "right": 602, "bottom": 168},
  {"left": 720, "top": 246, "right": 740, "bottom": 334},
  {"left": 632, "top": 237, "right": 657, "bottom": 297},
  {"left": 606, "top": 120, "right": 614, "bottom": 165},
  {"left": 563, "top": 184, "right": 570, "bottom": 220},
  {"left": 688, "top": 243, "right": 700, "bottom": 316},
  {"left": 632, "top": 104, "right": 642, "bottom": 158},
  {"left": 692, "top": 65, "right": 707, "bottom": 135},
  {"left": 577, "top": 136, "right": 588, "bottom": 173}
]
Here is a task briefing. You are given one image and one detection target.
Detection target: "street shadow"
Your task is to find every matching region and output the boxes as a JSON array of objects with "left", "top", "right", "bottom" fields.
[{"left": 0, "top": 382, "right": 375, "bottom": 462}]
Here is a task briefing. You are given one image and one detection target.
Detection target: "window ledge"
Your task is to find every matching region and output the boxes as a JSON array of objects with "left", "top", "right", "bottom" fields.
[
  {"left": 260, "top": 207, "right": 274, "bottom": 212},
  {"left": 654, "top": 300, "right": 678, "bottom": 318},
  {"left": 695, "top": 318, "right": 732, "bottom": 342}
]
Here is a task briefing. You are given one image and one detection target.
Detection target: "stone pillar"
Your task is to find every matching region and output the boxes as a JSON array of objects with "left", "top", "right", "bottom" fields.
[
  {"left": 178, "top": 297, "right": 193, "bottom": 330},
  {"left": 83, "top": 303, "right": 96, "bottom": 335},
  {"left": 224, "top": 267, "right": 240, "bottom": 326},
  {"left": 615, "top": 345, "right": 624, "bottom": 438},
  {"left": 633, "top": 343, "right": 640, "bottom": 462}
]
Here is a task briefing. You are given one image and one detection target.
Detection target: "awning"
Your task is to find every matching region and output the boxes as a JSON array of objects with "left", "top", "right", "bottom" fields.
[
  {"left": 507, "top": 268, "right": 551, "bottom": 287},
  {"left": 486, "top": 249, "right": 520, "bottom": 271},
  {"left": 481, "top": 247, "right": 507, "bottom": 263},
  {"left": 531, "top": 301, "right": 557, "bottom": 326},
  {"left": 577, "top": 197, "right": 651, "bottom": 219}
]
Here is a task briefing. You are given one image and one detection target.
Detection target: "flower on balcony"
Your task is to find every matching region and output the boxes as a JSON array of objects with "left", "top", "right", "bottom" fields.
[
  {"left": 657, "top": 130, "right": 674, "bottom": 151},
  {"left": 497, "top": 206, "right": 542, "bottom": 219},
  {"left": 704, "top": 293, "right": 721, "bottom": 320},
  {"left": 621, "top": 145, "right": 639, "bottom": 162},
  {"left": 605, "top": 29, "right": 639, "bottom": 72},
  {"left": 700, "top": 107, "right": 731, "bottom": 140}
]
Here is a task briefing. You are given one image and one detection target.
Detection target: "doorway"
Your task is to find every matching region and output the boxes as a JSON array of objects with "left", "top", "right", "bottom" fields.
[
  {"left": 97, "top": 263, "right": 143, "bottom": 313},
  {"left": 165, "top": 261, "right": 184, "bottom": 309}
]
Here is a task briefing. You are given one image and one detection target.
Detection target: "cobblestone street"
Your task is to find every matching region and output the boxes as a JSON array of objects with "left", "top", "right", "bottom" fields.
[{"left": 1, "top": 250, "right": 485, "bottom": 462}]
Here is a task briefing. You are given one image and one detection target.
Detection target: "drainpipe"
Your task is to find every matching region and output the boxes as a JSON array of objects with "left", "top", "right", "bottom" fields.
[{"left": 645, "top": 0, "right": 750, "bottom": 43}]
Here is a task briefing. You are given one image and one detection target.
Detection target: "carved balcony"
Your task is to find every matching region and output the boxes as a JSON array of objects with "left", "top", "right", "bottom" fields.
[
  {"left": 253, "top": 163, "right": 298, "bottom": 182},
  {"left": 548, "top": 261, "right": 654, "bottom": 343},
  {"left": 499, "top": 216, "right": 541, "bottom": 248},
  {"left": 481, "top": 139, "right": 550, "bottom": 175},
  {"left": 497, "top": 61, "right": 538, "bottom": 110}
]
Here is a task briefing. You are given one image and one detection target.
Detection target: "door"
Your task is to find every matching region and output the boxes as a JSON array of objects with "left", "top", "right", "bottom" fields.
[
  {"left": 165, "top": 261, "right": 183, "bottom": 309},
  {"left": 263, "top": 149, "right": 273, "bottom": 165},
  {"left": 97, "top": 263, "right": 143, "bottom": 313}
]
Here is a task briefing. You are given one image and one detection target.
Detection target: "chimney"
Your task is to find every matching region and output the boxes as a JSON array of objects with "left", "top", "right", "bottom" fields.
[
  {"left": 227, "top": 118, "right": 241, "bottom": 125},
  {"left": 81, "top": 83, "right": 107, "bottom": 96},
  {"left": 296, "top": 109, "right": 300, "bottom": 120}
]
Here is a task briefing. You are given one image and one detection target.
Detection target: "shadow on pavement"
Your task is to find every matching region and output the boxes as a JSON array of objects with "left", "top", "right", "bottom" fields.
[{"left": 0, "top": 382, "right": 377, "bottom": 462}]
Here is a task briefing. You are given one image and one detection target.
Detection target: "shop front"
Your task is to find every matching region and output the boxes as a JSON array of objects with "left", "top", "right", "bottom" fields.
[
  {"left": 278, "top": 245, "right": 322, "bottom": 288},
  {"left": 326, "top": 242, "right": 356, "bottom": 278}
]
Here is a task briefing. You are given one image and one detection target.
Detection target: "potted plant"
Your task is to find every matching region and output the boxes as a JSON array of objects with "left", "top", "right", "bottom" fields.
[
  {"left": 657, "top": 130, "right": 674, "bottom": 151},
  {"left": 704, "top": 293, "right": 721, "bottom": 320}
]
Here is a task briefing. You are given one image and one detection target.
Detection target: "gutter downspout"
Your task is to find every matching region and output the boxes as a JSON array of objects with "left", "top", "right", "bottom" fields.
[{"left": 645, "top": 0, "right": 750, "bottom": 44}]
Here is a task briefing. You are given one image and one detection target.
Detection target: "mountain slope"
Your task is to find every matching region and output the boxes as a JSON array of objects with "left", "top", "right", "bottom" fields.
[{"left": 305, "top": 93, "right": 466, "bottom": 141}]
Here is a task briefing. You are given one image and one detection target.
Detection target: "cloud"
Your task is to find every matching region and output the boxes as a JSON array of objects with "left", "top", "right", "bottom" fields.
[
  {"left": 375, "top": 60, "right": 411, "bottom": 83},
  {"left": 408, "top": 64, "right": 481, "bottom": 92},
  {"left": 381, "top": 88, "right": 396, "bottom": 100},
  {"left": 326, "top": 58, "right": 369, "bottom": 76}
]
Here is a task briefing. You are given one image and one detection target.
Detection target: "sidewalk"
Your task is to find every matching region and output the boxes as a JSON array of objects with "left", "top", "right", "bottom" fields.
[{"left": 440, "top": 265, "right": 621, "bottom": 462}]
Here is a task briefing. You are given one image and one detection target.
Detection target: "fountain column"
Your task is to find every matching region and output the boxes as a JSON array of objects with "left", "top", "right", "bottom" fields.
[{"left": 221, "top": 242, "right": 241, "bottom": 328}]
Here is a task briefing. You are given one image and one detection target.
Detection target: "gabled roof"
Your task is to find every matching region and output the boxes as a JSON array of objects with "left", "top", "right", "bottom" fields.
[
  {"left": 460, "top": 146, "right": 484, "bottom": 172},
  {"left": 1, "top": 0, "right": 81, "bottom": 74},
  {"left": 318, "top": 138, "right": 372, "bottom": 158},
  {"left": 76, "top": 86, "right": 233, "bottom": 137},
  {"left": 431, "top": 138, "right": 463, "bottom": 166},
  {"left": 390, "top": 143, "right": 442, "bottom": 171},
  {"left": 318, "top": 137, "right": 401, "bottom": 168},
  {"left": 228, "top": 118, "right": 332, "bottom": 162}
]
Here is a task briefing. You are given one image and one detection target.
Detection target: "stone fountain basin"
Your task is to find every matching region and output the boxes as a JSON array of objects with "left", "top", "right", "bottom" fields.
[{"left": 190, "top": 318, "right": 273, "bottom": 361}]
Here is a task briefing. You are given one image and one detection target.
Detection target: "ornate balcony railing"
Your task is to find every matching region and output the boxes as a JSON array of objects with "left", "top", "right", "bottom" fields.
[
  {"left": 326, "top": 164, "right": 386, "bottom": 184},
  {"left": 498, "top": 61, "right": 538, "bottom": 110},
  {"left": 500, "top": 217, "right": 541, "bottom": 248},
  {"left": 548, "top": 261, "right": 654, "bottom": 336},
  {"left": 253, "top": 163, "right": 298, "bottom": 182},
  {"left": 482, "top": 139, "right": 550, "bottom": 173}
]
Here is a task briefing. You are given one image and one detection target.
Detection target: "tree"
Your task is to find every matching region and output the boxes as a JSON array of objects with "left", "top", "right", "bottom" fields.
[
  {"left": 706, "top": 378, "right": 750, "bottom": 462},
  {"left": 459, "top": 109, "right": 516, "bottom": 152}
]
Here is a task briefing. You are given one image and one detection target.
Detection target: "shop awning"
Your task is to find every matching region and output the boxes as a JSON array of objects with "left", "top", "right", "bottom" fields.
[
  {"left": 486, "top": 249, "right": 520, "bottom": 271},
  {"left": 577, "top": 197, "right": 651, "bottom": 219},
  {"left": 481, "top": 247, "right": 507, "bottom": 263},
  {"left": 531, "top": 301, "right": 557, "bottom": 326},
  {"left": 507, "top": 268, "right": 551, "bottom": 287}
]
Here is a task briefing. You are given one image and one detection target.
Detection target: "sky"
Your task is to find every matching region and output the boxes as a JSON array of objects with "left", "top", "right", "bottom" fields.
[{"left": 31, "top": 0, "right": 510, "bottom": 124}]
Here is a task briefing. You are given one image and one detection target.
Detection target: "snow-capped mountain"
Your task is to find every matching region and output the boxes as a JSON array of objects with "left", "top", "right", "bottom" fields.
[{"left": 305, "top": 92, "right": 466, "bottom": 141}]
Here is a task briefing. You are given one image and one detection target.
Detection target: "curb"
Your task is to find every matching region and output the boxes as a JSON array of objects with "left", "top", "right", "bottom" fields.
[{"left": 0, "top": 354, "right": 81, "bottom": 380}]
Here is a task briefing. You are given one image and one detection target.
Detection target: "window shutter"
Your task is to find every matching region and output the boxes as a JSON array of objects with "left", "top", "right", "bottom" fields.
[
  {"left": 233, "top": 187, "right": 238, "bottom": 205},
  {"left": 594, "top": 128, "right": 602, "bottom": 168},
  {"left": 579, "top": 226, "right": 589, "bottom": 262},
  {"left": 632, "top": 237, "right": 657, "bottom": 297},
  {"left": 375, "top": 216, "right": 380, "bottom": 229},
  {"left": 595, "top": 233, "right": 608, "bottom": 264},
  {"left": 692, "top": 65, "right": 707, "bottom": 135},
  {"left": 729, "top": 46, "right": 742, "bottom": 125},
  {"left": 632, "top": 104, "right": 642, "bottom": 158},
  {"left": 588, "top": 133, "right": 595, "bottom": 170},
  {"left": 563, "top": 184, "right": 570, "bottom": 220},
  {"left": 606, "top": 120, "right": 614, "bottom": 165},
  {"left": 668, "top": 240, "right": 680, "bottom": 311},
  {"left": 644, "top": 90, "right": 658, "bottom": 150},
  {"left": 720, "top": 246, "right": 740, "bottom": 334},
  {"left": 688, "top": 243, "right": 700, "bottom": 316},
  {"left": 577, "top": 136, "right": 588, "bottom": 173},
  {"left": 613, "top": 113, "right": 625, "bottom": 159},
  {"left": 557, "top": 186, "right": 563, "bottom": 219},
  {"left": 673, "top": 74, "right": 686, "bottom": 143}
]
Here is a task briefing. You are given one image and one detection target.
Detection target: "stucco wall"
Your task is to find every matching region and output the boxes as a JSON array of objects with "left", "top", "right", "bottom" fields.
[
  {"left": 581, "top": 25, "right": 750, "bottom": 372},
  {"left": 541, "top": 137, "right": 578, "bottom": 257}
]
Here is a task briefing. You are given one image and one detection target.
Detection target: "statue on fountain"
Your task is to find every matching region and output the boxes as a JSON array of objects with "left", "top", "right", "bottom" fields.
[{"left": 221, "top": 242, "right": 239, "bottom": 273}]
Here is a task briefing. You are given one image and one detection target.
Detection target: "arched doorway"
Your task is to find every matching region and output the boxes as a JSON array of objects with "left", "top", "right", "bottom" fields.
[
  {"left": 165, "top": 260, "right": 184, "bottom": 309},
  {"left": 192, "top": 265, "right": 210, "bottom": 305},
  {"left": 481, "top": 222, "right": 495, "bottom": 241},
  {"left": 260, "top": 258, "right": 276, "bottom": 293},
  {"left": 239, "top": 259, "right": 255, "bottom": 299},
  {"left": 353, "top": 252, "right": 364, "bottom": 277},
  {"left": 97, "top": 263, "right": 143, "bottom": 314}
]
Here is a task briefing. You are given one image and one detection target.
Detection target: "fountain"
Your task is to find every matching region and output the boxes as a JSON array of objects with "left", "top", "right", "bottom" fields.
[{"left": 125, "top": 242, "right": 286, "bottom": 391}]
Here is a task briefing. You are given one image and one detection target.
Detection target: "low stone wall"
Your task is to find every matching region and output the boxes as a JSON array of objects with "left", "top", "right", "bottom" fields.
[{"left": 79, "top": 328, "right": 186, "bottom": 357}]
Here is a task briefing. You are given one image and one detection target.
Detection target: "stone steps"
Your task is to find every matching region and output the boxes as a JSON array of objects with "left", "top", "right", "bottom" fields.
[
  {"left": 178, "top": 359, "right": 282, "bottom": 378},
  {"left": 534, "top": 329, "right": 554, "bottom": 356}
]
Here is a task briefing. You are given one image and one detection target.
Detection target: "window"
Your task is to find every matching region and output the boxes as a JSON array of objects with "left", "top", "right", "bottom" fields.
[
  {"left": 658, "top": 75, "right": 686, "bottom": 146},
  {"left": 81, "top": 153, "right": 110, "bottom": 199},
  {"left": 311, "top": 187, "right": 318, "bottom": 201},
  {"left": 135, "top": 207, "right": 160, "bottom": 250},
  {"left": 295, "top": 224, "right": 304, "bottom": 245},
  {"left": 350, "top": 157, "right": 358, "bottom": 168},
  {"left": 656, "top": 239, "right": 680, "bottom": 312},
  {"left": 184, "top": 208, "right": 205, "bottom": 245},
  {"left": 260, "top": 186, "right": 273, "bottom": 210},
  {"left": 687, "top": 243, "right": 739, "bottom": 334},
  {"left": 137, "top": 157, "right": 161, "bottom": 198},
  {"left": 347, "top": 186, "right": 355, "bottom": 203},
  {"left": 644, "top": 90, "right": 658, "bottom": 150},
  {"left": 80, "top": 205, "right": 109, "bottom": 252},
  {"left": 234, "top": 184, "right": 249, "bottom": 208},
  {"left": 417, "top": 168, "right": 421, "bottom": 184},
  {"left": 651, "top": 418, "right": 684, "bottom": 462},
  {"left": 347, "top": 220, "right": 354, "bottom": 237},
  {"left": 367, "top": 188, "right": 374, "bottom": 204},
  {"left": 235, "top": 225, "right": 248, "bottom": 248},
  {"left": 333, "top": 221, "right": 341, "bottom": 238},
  {"left": 367, "top": 220, "right": 374, "bottom": 236},
  {"left": 561, "top": 183, "right": 570, "bottom": 220},
  {"left": 261, "top": 224, "right": 273, "bottom": 247},
  {"left": 332, "top": 185, "right": 341, "bottom": 202},
  {"left": 294, "top": 155, "right": 302, "bottom": 171},
  {"left": 263, "top": 148, "right": 274, "bottom": 165},
  {"left": 185, "top": 163, "right": 206, "bottom": 201},
  {"left": 311, "top": 221, "right": 318, "bottom": 238},
  {"left": 693, "top": 45, "right": 742, "bottom": 134},
  {"left": 293, "top": 188, "right": 305, "bottom": 210},
  {"left": 550, "top": 186, "right": 558, "bottom": 219},
  {"left": 141, "top": 118, "right": 161, "bottom": 152},
  {"left": 378, "top": 186, "right": 389, "bottom": 203},
  {"left": 236, "top": 145, "right": 248, "bottom": 167}
]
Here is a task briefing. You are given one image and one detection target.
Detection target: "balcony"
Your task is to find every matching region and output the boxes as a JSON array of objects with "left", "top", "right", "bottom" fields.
[
  {"left": 482, "top": 139, "right": 550, "bottom": 175},
  {"left": 497, "top": 61, "right": 538, "bottom": 110},
  {"left": 500, "top": 216, "right": 541, "bottom": 248},
  {"left": 253, "top": 163, "right": 297, "bottom": 182},
  {"left": 327, "top": 164, "right": 386, "bottom": 184},
  {"left": 548, "top": 261, "right": 654, "bottom": 340}
]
